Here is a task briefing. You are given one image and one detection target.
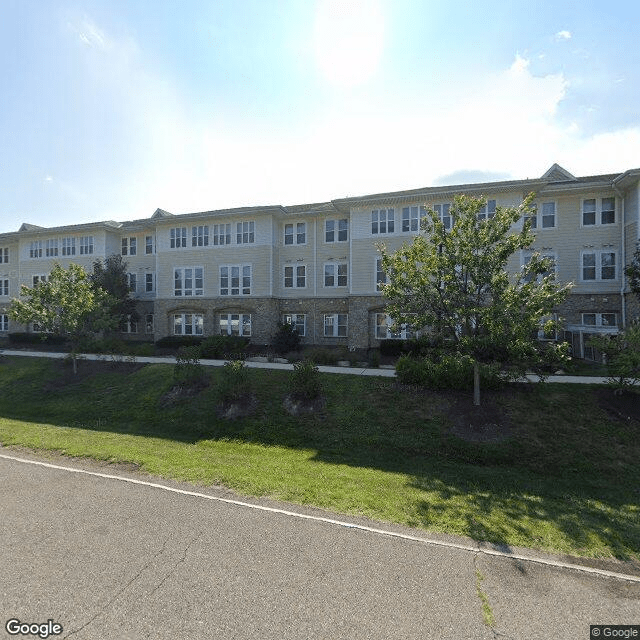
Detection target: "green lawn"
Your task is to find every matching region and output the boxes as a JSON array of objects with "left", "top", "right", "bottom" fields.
[{"left": 0, "top": 355, "right": 638, "bottom": 561}]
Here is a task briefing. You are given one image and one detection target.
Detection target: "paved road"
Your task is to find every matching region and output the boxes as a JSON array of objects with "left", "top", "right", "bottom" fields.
[{"left": 1, "top": 451, "right": 638, "bottom": 640}]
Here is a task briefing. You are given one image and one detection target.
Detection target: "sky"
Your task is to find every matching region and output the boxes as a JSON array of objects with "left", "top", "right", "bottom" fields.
[{"left": 1, "top": 0, "right": 639, "bottom": 234}]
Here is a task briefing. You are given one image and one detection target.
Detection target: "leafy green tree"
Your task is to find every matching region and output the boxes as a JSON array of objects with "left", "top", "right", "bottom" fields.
[
  {"left": 90, "top": 254, "right": 139, "bottom": 331},
  {"left": 626, "top": 241, "right": 640, "bottom": 308},
  {"left": 9, "top": 263, "right": 115, "bottom": 373},
  {"left": 588, "top": 321, "right": 640, "bottom": 393},
  {"left": 379, "top": 193, "right": 572, "bottom": 404}
]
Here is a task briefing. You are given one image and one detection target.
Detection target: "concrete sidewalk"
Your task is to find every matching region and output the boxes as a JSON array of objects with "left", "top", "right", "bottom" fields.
[{"left": 0, "top": 348, "right": 620, "bottom": 384}]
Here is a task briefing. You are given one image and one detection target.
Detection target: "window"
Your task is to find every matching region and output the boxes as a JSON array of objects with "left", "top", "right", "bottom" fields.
[
  {"left": 173, "top": 313, "right": 203, "bottom": 336},
  {"left": 477, "top": 200, "right": 496, "bottom": 221},
  {"left": 145, "top": 314, "right": 154, "bottom": 334},
  {"left": 284, "top": 222, "right": 306, "bottom": 245},
  {"left": 121, "top": 316, "right": 138, "bottom": 334},
  {"left": 126, "top": 273, "right": 137, "bottom": 292},
  {"left": 0, "top": 314, "right": 7, "bottom": 331},
  {"left": 192, "top": 225, "right": 209, "bottom": 247},
  {"left": 170, "top": 227, "right": 187, "bottom": 248},
  {"left": 0, "top": 248, "right": 8, "bottom": 263},
  {"left": 145, "top": 235, "right": 154, "bottom": 254},
  {"left": 324, "top": 263, "right": 348, "bottom": 287},
  {"left": 402, "top": 206, "right": 427, "bottom": 232},
  {"left": 32, "top": 275, "right": 48, "bottom": 286},
  {"left": 220, "top": 265, "right": 251, "bottom": 296},
  {"left": 213, "top": 224, "right": 231, "bottom": 245},
  {"left": 582, "top": 251, "right": 616, "bottom": 281},
  {"left": 122, "top": 237, "right": 137, "bottom": 256},
  {"left": 433, "top": 203, "right": 451, "bottom": 230},
  {"left": 324, "top": 314, "right": 348, "bottom": 337},
  {"left": 0, "top": 279, "right": 8, "bottom": 296},
  {"left": 325, "top": 219, "right": 348, "bottom": 242},
  {"left": 284, "top": 265, "right": 306, "bottom": 288},
  {"left": 29, "top": 241, "right": 42, "bottom": 258},
  {"left": 236, "top": 221, "right": 255, "bottom": 244},
  {"left": 372, "top": 209, "right": 395, "bottom": 234},
  {"left": 530, "top": 202, "right": 555, "bottom": 229},
  {"left": 583, "top": 198, "right": 615, "bottom": 226},
  {"left": 375, "top": 257, "right": 388, "bottom": 291},
  {"left": 79, "top": 236, "right": 94, "bottom": 255},
  {"left": 375, "top": 314, "right": 414, "bottom": 340},
  {"left": 522, "top": 251, "right": 556, "bottom": 283},
  {"left": 582, "top": 313, "right": 617, "bottom": 327},
  {"left": 62, "top": 237, "right": 76, "bottom": 256},
  {"left": 220, "top": 313, "right": 251, "bottom": 336},
  {"left": 283, "top": 313, "right": 306, "bottom": 337},
  {"left": 174, "top": 267, "right": 204, "bottom": 296},
  {"left": 145, "top": 273, "right": 154, "bottom": 292},
  {"left": 46, "top": 239, "right": 58, "bottom": 257}
]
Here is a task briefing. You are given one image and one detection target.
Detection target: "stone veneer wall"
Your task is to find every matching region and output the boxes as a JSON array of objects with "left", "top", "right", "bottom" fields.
[{"left": 556, "top": 293, "right": 622, "bottom": 327}]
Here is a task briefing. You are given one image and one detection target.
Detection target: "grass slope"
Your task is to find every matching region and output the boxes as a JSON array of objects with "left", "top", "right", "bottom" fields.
[{"left": 0, "top": 356, "right": 638, "bottom": 560}]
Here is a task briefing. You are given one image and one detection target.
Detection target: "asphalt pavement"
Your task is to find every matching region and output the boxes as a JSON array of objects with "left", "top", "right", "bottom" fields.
[{"left": 1, "top": 450, "right": 638, "bottom": 640}]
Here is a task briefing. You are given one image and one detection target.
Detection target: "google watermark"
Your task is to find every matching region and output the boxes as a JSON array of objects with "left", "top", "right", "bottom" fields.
[
  {"left": 591, "top": 627, "right": 640, "bottom": 638},
  {"left": 5, "top": 619, "right": 63, "bottom": 639}
]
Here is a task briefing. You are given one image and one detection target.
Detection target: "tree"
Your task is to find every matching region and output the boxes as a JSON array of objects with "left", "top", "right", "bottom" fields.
[
  {"left": 379, "top": 194, "right": 572, "bottom": 405},
  {"left": 9, "top": 263, "right": 115, "bottom": 373},
  {"left": 90, "top": 254, "right": 139, "bottom": 331},
  {"left": 626, "top": 241, "right": 640, "bottom": 307}
]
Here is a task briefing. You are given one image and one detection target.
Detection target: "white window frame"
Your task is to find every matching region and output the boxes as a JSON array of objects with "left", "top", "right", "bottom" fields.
[
  {"left": 324, "top": 313, "right": 348, "bottom": 337},
  {"left": 62, "top": 237, "right": 76, "bottom": 256},
  {"left": 477, "top": 199, "right": 496, "bottom": 221},
  {"left": 127, "top": 273, "right": 137, "bottom": 293},
  {"left": 219, "top": 313, "right": 251, "bottom": 336},
  {"left": 145, "top": 272, "right": 155, "bottom": 293},
  {"left": 324, "top": 262, "right": 348, "bottom": 288},
  {"left": 145, "top": 235, "right": 154, "bottom": 255},
  {"left": 283, "top": 313, "right": 306, "bottom": 337},
  {"left": 375, "top": 313, "right": 415, "bottom": 340},
  {"left": 213, "top": 224, "right": 231, "bottom": 245},
  {"left": 236, "top": 221, "right": 255, "bottom": 244},
  {"left": 0, "top": 279, "right": 8, "bottom": 296},
  {"left": 582, "top": 197, "right": 616, "bottom": 227},
  {"left": 191, "top": 225, "right": 209, "bottom": 247},
  {"left": 79, "top": 236, "right": 94, "bottom": 255},
  {"left": 0, "top": 314, "right": 8, "bottom": 331},
  {"left": 581, "top": 250, "right": 617, "bottom": 282},
  {"left": 170, "top": 227, "right": 187, "bottom": 249},
  {"left": 46, "top": 239, "right": 58, "bottom": 257},
  {"left": 0, "top": 247, "right": 8, "bottom": 263},
  {"left": 375, "top": 257, "right": 388, "bottom": 291},
  {"left": 122, "top": 237, "right": 137, "bottom": 256},
  {"left": 325, "top": 218, "right": 348, "bottom": 243},
  {"left": 32, "top": 275, "right": 48, "bottom": 286},
  {"left": 432, "top": 203, "right": 451, "bottom": 230},
  {"left": 581, "top": 312, "right": 617, "bottom": 328},
  {"left": 29, "top": 241, "right": 43, "bottom": 259},
  {"left": 284, "top": 264, "right": 306, "bottom": 289},
  {"left": 372, "top": 209, "right": 395, "bottom": 235},
  {"left": 220, "top": 264, "right": 251, "bottom": 296},
  {"left": 145, "top": 313, "right": 154, "bottom": 334},
  {"left": 174, "top": 267, "right": 204, "bottom": 296},
  {"left": 284, "top": 222, "right": 306, "bottom": 246},
  {"left": 528, "top": 202, "right": 556, "bottom": 230},
  {"left": 121, "top": 316, "right": 138, "bottom": 334},
  {"left": 402, "top": 206, "right": 427, "bottom": 232},
  {"left": 521, "top": 251, "right": 557, "bottom": 283},
  {"left": 173, "top": 313, "right": 204, "bottom": 336}
]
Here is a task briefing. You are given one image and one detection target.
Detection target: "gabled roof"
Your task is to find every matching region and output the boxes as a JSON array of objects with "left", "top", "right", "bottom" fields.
[
  {"left": 19, "top": 223, "right": 45, "bottom": 231},
  {"left": 541, "top": 164, "right": 576, "bottom": 182},
  {"left": 151, "top": 208, "right": 174, "bottom": 219}
]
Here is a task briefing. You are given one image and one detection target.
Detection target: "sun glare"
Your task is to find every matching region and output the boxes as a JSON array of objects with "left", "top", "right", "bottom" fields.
[{"left": 313, "top": 0, "right": 385, "bottom": 88}]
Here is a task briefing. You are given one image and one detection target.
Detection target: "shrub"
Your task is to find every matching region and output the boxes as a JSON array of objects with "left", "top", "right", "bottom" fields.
[
  {"left": 219, "top": 360, "right": 250, "bottom": 402},
  {"left": 588, "top": 322, "right": 640, "bottom": 393},
  {"left": 156, "top": 335, "right": 203, "bottom": 349},
  {"left": 128, "top": 342, "right": 156, "bottom": 357},
  {"left": 301, "top": 348, "right": 339, "bottom": 366},
  {"left": 174, "top": 346, "right": 206, "bottom": 387},
  {"left": 9, "top": 332, "right": 67, "bottom": 345},
  {"left": 291, "top": 359, "right": 322, "bottom": 400},
  {"left": 200, "top": 335, "right": 250, "bottom": 360},
  {"left": 368, "top": 349, "right": 381, "bottom": 368},
  {"left": 395, "top": 353, "right": 503, "bottom": 391},
  {"left": 272, "top": 323, "right": 301, "bottom": 355},
  {"left": 379, "top": 339, "right": 409, "bottom": 357}
]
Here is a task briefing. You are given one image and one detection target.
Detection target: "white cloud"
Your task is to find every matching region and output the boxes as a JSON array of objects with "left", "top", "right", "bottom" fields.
[
  {"left": 67, "top": 15, "right": 109, "bottom": 49},
  {"left": 555, "top": 30, "right": 572, "bottom": 41}
]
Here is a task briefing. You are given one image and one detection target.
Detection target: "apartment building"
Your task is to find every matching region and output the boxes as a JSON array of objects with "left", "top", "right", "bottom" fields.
[{"left": 1, "top": 164, "right": 639, "bottom": 353}]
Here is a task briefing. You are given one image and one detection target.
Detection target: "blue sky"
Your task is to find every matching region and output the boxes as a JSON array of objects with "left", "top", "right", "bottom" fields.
[{"left": 1, "top": 0, "right": 639, "bottom": 233}]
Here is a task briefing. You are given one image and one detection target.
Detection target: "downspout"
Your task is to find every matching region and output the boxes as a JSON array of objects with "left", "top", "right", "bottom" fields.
[
  {"left": 613, "top": 184, "right": 625, "bottom": 329},
  {"left": 313, "top": 212, "right": 317, "bottom": 345}
]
